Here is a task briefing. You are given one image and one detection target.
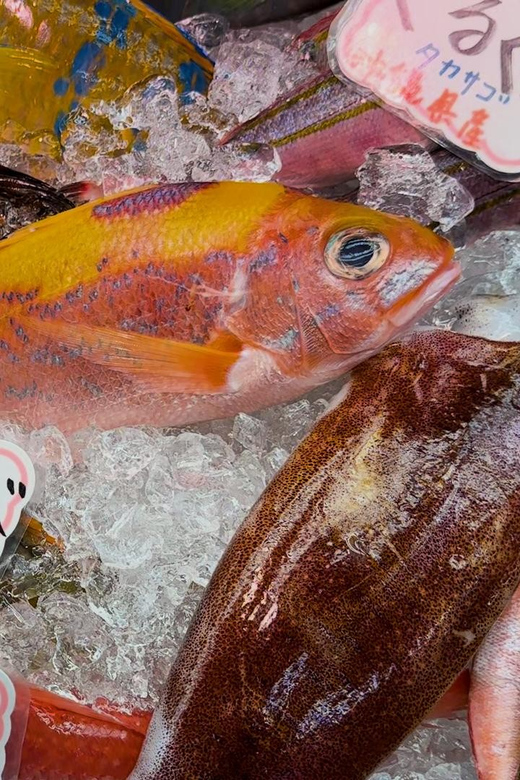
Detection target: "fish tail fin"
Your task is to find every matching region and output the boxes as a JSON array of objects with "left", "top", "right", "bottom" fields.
[{"left": 0, "top": 164, "right": 75, "bottom": 228}]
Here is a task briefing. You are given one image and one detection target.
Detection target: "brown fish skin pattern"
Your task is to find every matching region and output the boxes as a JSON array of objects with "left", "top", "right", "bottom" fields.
[{"left": 131, "top": 330, "right": 520, "bottom": 780}]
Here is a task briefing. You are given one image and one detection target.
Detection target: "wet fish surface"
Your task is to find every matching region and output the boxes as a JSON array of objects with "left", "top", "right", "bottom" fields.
[{"left": 130, "top": 329, "right": 520, "bottom": 780}]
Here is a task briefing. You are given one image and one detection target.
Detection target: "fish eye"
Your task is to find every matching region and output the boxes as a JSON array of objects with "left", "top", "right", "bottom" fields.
[{"left": 325, "top": 229, "right": 390, "bottom": 279}]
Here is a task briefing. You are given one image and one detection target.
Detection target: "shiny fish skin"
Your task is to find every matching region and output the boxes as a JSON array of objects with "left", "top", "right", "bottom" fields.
[
  {"left": 130, "top": 330, "right": 520, "bottom": 780},
  {"left": 222, "top": 9, "right": 429, "bottom": 188},
  {"left": 469, "top": 587, "right": 520, "bottom": 780},
  {"left": 223, "top": 73, "right": 428, "bottom": 189},
  {"left": 0, "top": 180, "right": 456, "bottom": 432},
  {"left": 0, "top": 0, "right": 213, "bottom": 156},
  {"left": 15, "top": 683, "right": 151, "bottom": 780}
]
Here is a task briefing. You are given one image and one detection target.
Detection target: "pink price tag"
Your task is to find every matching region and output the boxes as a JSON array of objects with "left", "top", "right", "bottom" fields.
[{"left": 329, "top": 0, "right": 520, "bottom": 179}]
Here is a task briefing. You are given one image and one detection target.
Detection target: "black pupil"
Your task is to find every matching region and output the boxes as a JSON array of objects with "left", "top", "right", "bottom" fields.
[{"left": 339, "top": 238, "right": 377, "bottom": 268}]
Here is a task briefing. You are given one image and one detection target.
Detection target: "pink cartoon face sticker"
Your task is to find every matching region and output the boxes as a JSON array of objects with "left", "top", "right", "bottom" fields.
[
  {"left": 0, "top": 669, "right": 15, "bottom": 774},
  {"left": 0, "top": 441, "right": 35, "bottom": 557}
]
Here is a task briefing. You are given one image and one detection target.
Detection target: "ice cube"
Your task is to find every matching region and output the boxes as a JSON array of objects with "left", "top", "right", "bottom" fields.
[
  {"left": 29, "top": 427, "right": 74, "bottom": 477},
  {"left": 263, "top": 447, "right": 289, "bottom": 479},
  {"left": 209, "top": 35, "right": 286, "bottom": 123},
  {"left": 232, "top": 413, "right": 268, "bottom": 454},
  {"left": 145, "top": 455, "right": 174, "bottom": 512},
  {"left": 427, "top": 718, "right": 472, "bottom": 765},
  {"left": 357, "top": 146, "right": 475, "bottom": 230},
  {"left": 177, "top": 13, "right": 230, "bottom": 54},
  {"left": 191, "top": 142, "right": 280, "bottom": 183},
  {"left": 83, "top": 428, "right": 159, "bottom": 481},
  {"left": 425, "top": 764, "right": 463, "bottom": 780},
  {"left": 262, "top": 398, "right": 315, "bottom": 451}
]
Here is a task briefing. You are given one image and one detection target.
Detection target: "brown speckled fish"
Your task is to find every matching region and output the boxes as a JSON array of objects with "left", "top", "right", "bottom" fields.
[{"left": 130, "top": 329, "right": 520, "bottom": 780}]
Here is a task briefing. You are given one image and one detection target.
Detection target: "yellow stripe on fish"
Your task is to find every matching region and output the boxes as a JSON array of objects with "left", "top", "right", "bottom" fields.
[{"left": 0, "top": 182, "right": 287, "bottom": 302}]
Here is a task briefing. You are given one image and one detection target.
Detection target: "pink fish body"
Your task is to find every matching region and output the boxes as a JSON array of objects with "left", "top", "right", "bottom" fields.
[{"left": 470, "top": 587, "right": 520, "bottom": 780}]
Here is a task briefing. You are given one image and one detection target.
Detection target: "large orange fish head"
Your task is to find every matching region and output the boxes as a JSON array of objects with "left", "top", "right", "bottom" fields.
[{"left": 283, "top": 198, "right": 459, "bottom": 368}]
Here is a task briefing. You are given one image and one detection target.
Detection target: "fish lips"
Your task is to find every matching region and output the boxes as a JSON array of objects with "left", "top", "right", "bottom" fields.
[{"left": 389, "top": 260, "right": 461, "bottom": 330}]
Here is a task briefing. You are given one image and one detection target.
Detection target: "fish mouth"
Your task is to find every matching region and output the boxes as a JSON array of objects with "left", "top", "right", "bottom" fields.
[{"left": 389, "top": 260, "right": 461, "bottom": 329}]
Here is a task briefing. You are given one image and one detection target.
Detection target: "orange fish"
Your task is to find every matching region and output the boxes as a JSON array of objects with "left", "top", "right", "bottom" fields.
[
  {"left": 2, "top": 671, "right": 151, "bottom": 779},
  {"left": 0, "top": 181, "right": 458, "bottom": 431}
]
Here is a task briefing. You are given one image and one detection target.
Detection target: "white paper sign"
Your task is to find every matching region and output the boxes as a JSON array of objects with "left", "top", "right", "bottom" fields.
[
  {"left": 330, "top": 0, "right": 520, "bottom": 177},
  {"left": 0, "top": 441, "right": 35, "bottom": 560},
  {"left": 0, "top": 670, "right": 16, "bottom": 777}
]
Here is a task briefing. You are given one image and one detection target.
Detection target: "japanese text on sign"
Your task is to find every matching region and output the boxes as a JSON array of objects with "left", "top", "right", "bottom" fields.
[{"left": 331, "top": 0, "right": 520, "bottom": 176}]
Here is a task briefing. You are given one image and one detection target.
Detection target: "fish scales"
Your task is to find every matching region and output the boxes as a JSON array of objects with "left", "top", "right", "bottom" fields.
[
  {"left": 130, "top": 330, "right": 520, "bottom": 780},
  {"left": 0, "top": 180, "right": 456, "bottom": 431},
  {"left": 222, "top": 10, "right": 430, "bottom": 189},
  {"left": 0, "top": 0, "right": 213, "bottom": 156},
  {"left": 224, "top": 74, "right": 429, "bottom": 189}
]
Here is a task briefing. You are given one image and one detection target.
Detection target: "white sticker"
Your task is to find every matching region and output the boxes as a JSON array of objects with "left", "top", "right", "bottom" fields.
[
  {"left": 330, "top": 0, "right": 520, "bottom": 177},
  {"left": 0, "top": 441, "right": 35, "bottom": 560},
  {"left": 0, "top": 670, "right": 16, "bottom": 776}
]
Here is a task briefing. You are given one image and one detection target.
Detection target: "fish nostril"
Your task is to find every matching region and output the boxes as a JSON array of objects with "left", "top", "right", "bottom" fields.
[
  {"left": 6, "top": 478, "right": 14, "bottom": 495},
  {"left": 18, "top": 482, "right": 26, "bottom": 499}
]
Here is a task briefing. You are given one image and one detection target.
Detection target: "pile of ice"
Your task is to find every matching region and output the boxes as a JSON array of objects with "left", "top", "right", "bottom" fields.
[
  {"left": 2, "top": 239, "right": 519, "bottom": 780},
  {"left": 0, "top": 393, "right": 330, "bottom": 705},
  {"left": 373, "top": 717, "right": 475, "bottom": 780},
  {"left": 0, "top": 12, "right": 324, "bottom": 194},
  {"left": 424, "top": 230, "right": 520, "bottom": 333}
]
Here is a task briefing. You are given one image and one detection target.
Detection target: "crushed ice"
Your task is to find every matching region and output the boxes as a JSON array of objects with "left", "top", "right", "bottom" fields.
[{"left": 356, "top": 146, "right": 475, "bottom": 231}]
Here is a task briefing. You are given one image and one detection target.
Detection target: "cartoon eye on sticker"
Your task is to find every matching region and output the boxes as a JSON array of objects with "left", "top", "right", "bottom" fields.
[
  {"left": 0, "top": 441, "right": 35, "bottom": 551},
  {"left": 0, "top": 669, "right": 16, "bottom": 774}
]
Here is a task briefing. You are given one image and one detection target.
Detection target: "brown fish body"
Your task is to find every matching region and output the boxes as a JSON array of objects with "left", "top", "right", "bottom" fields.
[{"left": 131, "top": 330, "right": 520, "bottom": 780}]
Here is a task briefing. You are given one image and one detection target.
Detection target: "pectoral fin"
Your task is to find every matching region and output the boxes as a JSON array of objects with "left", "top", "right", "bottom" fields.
[{"left": 22, "top": 318, "right": 244, "bottom": 395}]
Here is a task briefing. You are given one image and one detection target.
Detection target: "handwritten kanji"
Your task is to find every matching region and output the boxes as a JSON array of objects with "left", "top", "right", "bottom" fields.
[
  {"left": 499, "top": 93, "right": 511, "bottom": 104},
  {"left": 402, "top": 70, "right": 423, "bottom": 105},
  {"left": 427, "top": 90, "right": 458, "bottom": 123},
  {"left": 416, "top": 43, "right": 440, "bottom": 68},
  {"left": 477, "top": 82, "right": 496, "bottom": 101},
  {"left": 388, "top": 63, "right": 408, "bottom": 98},
  {"left": 458, "top": 109, "right": 489, "bottom": 148},
  {"left": 365, "top": 50, "right": 387, "bottom": 84},
  {"left": 461, "top": 71, "right": 480, "bottom": 95},
  {"left": 440, "top": 59, "right": 460, "bottom": 79},
  {"left": 348, "top": 48, "right": 373, "bottom": 78}
]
